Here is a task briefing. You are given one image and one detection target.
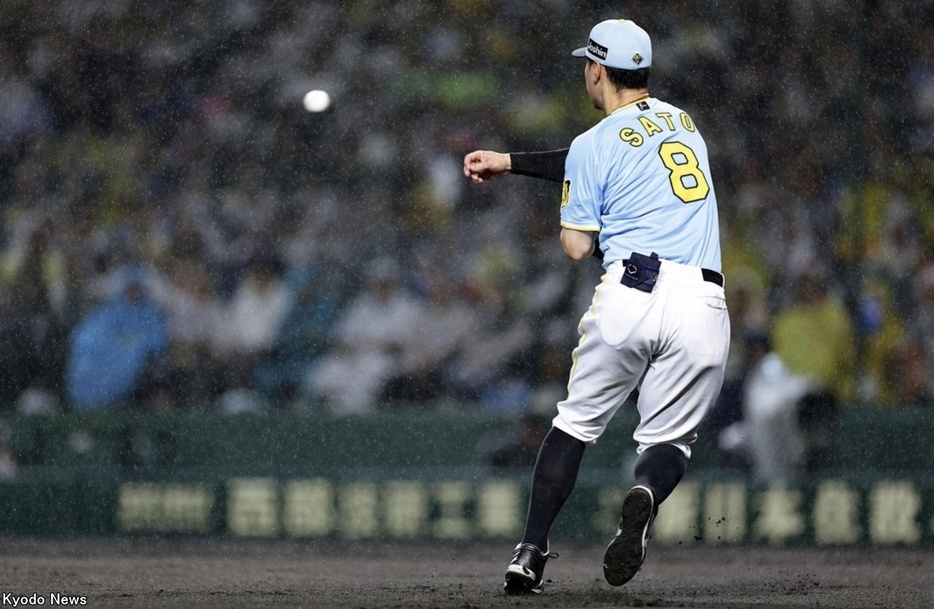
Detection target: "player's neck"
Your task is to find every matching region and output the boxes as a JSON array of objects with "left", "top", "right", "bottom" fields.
[{"left": 604, "top": 89, "right": 650, "bottom": 116}]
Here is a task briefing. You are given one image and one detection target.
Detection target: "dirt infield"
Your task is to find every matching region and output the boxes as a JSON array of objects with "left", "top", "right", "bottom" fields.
[{"left": 0, "top": 538, "right": 931, "bottom": 608}]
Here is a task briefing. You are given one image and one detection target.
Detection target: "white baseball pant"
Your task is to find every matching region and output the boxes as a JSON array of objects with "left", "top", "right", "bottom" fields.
[{"left": 553, "top": 258, "right": 731, "bottom": 458}]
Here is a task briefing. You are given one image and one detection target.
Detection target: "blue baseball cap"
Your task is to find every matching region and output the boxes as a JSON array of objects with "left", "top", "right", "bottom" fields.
[{"left": 572, "top": 19, "right": 652, "bottom": 70}]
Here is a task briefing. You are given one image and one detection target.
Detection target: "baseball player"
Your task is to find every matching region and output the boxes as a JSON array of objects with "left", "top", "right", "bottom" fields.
[{"left": 464, "top": 19, "right": 730, "bottom": 594}]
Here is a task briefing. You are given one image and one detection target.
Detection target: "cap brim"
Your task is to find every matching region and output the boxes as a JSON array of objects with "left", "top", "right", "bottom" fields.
[{"left": 571, "top": 47, "right": 588, "bottom": 58}]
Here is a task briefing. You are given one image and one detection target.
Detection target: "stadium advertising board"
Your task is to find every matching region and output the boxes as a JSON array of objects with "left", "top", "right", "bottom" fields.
[{"left": 109, "top": 477, "right": 934, "bottom": 546}]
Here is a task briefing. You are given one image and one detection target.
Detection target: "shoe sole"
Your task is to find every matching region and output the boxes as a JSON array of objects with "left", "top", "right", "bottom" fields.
[
  {"left": 602, "top": 486, "right": 653, "bottom": 586},
  {"left": 504, "top": 565, "right": 543, "bottom": 595}
]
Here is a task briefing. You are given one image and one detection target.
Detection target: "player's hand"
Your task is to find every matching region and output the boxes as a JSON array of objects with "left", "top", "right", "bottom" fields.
[{"left": 463, "top": 150, "right": 511, "bottom": 184}]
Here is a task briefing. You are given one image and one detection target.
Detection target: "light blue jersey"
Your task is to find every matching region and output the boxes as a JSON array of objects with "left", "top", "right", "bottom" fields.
[{"left": 559, "top": 97, "right": 721, "bottom": 272}]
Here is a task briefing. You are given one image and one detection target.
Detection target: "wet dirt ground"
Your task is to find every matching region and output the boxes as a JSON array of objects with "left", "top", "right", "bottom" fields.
[{"left": 0, "top": 538, "right": 931, "bottom": 608}]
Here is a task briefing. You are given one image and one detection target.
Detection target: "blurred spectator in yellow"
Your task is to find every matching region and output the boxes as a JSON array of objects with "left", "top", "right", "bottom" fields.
[
  {"left": 856, "top": 278, "right": 907, "bottom": 405},
  {"left": 771, "top": 268, "right": 856, "bottom": 404}
]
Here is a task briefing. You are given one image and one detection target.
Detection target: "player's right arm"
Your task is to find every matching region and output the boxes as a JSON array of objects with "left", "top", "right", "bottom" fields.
[
  {"left": 463, "top": 149, "right": 569, "bottom": 184},
  {"left": 463, "top": 150, "right": 511, "bottom": 184}
]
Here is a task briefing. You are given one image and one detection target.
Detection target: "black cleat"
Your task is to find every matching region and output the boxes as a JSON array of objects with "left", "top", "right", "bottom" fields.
[
  {"left": 503, "top": 543, "right": 553, "bottom": 594},
  {"left": 603, "top": 485, "right": 656, "bottom": 586}
]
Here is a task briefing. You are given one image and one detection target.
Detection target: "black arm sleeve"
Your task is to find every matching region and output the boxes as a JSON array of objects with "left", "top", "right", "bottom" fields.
[{"left": 510, "top": 149, "right": 570, "bottom": 183}]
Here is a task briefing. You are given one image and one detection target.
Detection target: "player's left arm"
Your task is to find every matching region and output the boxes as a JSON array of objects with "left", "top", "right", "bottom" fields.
[
  {"left": 560, "top": 228, "right": 597, "bottom": 261},
  {"left": 559, "top": 133, "right": 601, "bottom": 261}
]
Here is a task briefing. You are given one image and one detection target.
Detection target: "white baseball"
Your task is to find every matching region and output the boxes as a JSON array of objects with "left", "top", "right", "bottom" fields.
[{"left": 303, "top": 90, "right": 331, "bottom": 113}]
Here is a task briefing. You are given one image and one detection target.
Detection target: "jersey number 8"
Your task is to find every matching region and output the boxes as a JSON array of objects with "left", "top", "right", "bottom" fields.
[{"left": 658, "top": 141, "right": 710, "bottom": 204}]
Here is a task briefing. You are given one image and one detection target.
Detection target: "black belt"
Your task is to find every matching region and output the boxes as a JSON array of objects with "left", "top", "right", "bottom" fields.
[{"left": 701, "top": 268, "right": 724, "bottom": 287}]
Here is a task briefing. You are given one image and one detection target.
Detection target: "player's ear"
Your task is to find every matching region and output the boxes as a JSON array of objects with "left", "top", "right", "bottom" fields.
[{"left": 591, "top": 61, "right": 604, "bottom": 84}]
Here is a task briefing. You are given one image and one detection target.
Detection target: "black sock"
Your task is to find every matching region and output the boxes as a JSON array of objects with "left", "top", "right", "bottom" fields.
[
  {"left": 633, "top": 443, "right": 688, "bottom": 505},
  {"left": 521, "top": 427, "right": 586, "bottom": 550}
]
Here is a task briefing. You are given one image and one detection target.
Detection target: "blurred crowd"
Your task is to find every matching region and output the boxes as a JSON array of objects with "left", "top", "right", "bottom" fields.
[{"left": 0, "top": 0, "right": 932, "bottom": 422}]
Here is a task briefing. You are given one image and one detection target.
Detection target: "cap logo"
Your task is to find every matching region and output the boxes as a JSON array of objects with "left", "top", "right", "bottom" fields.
[
  {"left": 587, "top": 38, "right": 608, "bottom": 60},
  {"left": 632, "top": 53, "right": 644, "bottom": 66}
]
